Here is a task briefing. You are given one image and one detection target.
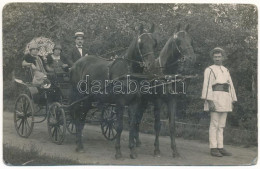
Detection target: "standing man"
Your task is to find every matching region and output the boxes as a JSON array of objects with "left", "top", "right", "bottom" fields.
[
  {"left": 201, "top": 47, "right": 237, "bottom": 157},
  {"left": 66, "top": 32, "right": 87, "bottom": 67}
]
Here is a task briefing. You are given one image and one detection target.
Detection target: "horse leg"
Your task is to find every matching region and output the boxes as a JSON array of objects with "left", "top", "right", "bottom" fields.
[
  {"left": 134, "top": 101, "right": 146, "bottom": 147},
  {"left": 75, "top": 113, "right": 86, "bottom": 152},
  {"left": 128, "top": 103, "right": 139, "bottom": 159},
  {"left": 115, "top": 105, "right": 123, "bottom": 159},
  {"left": 154, "top": 99, "right": 162, "bottom": 156},
  {"left": 74, "top": 103, "right": 89, "bottom": 153},
  {"left": 167, "top": 97, "right": 180, "bottom": 157}
]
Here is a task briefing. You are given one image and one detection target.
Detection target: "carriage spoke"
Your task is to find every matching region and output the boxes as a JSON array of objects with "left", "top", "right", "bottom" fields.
[
  {"left": 24, "top": 102, "right": 30, "bottom": 114},
  {"left": 111, "top": 127, "right": 115, "bottom": 137},
  {"left": 22, "top": 98, "right": 27, "bottom": 113},
  {"left": 104, "top": 124, "right": 109, "bottom": 135},
  {"left": 57, "top": 126, "right": 62, "bottom": 133},
  {"left": 21, "top": 119, "right": 25, "bottom": 135},
  {"left": 16, "top": 118, "right": 22, "bottom": 123},
  {"left": 24, "top": 121, "right": 28, "bottom": 134},
  {"left": 71, "top": 123, "right": 74, "bottom": 131},
  {"left": 52, "top": 127, "right": 56, "bottom": 138},
  {"left": 108, "top": 127, "right": 111, "bottom": 138},
  {"left": 55, "top": 127, "right": 58, "bottom": 141},
  {"left": 57, "top": 127, "right": 63, "bottom": 139},
  {"left": 25, "top": 119, "right": 30, "bottom": 128},
  {"left": 18, "top": 119, "right": 23, "bottom": 130}
]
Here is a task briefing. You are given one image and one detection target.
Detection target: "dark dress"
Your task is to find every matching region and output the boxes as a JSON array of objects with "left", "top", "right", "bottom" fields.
[{"left": 46, "top": 54, "right": 66, "bottom": 73}]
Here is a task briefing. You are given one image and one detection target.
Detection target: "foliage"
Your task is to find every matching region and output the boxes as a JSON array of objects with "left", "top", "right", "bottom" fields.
[{"left": 2, "top": 3, "right": 257, "bottom": 131}]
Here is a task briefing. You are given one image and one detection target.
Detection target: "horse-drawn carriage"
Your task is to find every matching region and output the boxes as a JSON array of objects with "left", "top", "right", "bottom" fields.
[
  {"left": 13, "top": 66, "right": 118, "bottom": 144},
  {"left": 13, "top": 23, "right": 197, "bottom": 158}
]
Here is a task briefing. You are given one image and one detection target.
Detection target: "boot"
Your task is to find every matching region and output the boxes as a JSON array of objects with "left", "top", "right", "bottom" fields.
[
  {"left": 210, "top": 148, "right": 223, "bottom": 157},
  {"left": 218, "top": 148, "right": 232, "bottom": 156}
]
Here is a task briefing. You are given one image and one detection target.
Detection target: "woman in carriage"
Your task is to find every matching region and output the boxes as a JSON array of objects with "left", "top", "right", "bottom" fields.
[
  {"left": 45, "top": 43, "right": 70, "bottom": 84},
  {"left": 22, "top": 43, "right": 50, "bottom": 88},
  {"left": 45, "top": 43, "right": 69, "bottom": 74}
]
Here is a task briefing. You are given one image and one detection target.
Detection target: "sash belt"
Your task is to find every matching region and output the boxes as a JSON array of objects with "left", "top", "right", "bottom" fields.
[{"left": 212, "top": 83, "right": 229, "bottom": 92}]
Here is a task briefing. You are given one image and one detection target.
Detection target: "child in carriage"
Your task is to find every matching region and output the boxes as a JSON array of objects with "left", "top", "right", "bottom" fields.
[{"left": 22, "top": 43, "right": 51, "bottom": 88}]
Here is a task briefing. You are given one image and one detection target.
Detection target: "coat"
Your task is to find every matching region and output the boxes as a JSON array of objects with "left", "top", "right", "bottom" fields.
[
  {"left": 65, "top": 45, "right": 87, "bottom": 67},
  {"left": 201, "top": 65, "right": 237, "bottom": 112}
]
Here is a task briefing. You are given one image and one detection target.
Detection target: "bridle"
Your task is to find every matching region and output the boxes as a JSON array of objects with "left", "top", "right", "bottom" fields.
[
  {"left": 160, "top": 32, "right": 193, "bottom": 69},
  {"left": 123, "top": 32, "right": 155, "bottom": 68},
  {"left": 137, "top": 33, "right": 155, "bottom": 59}
]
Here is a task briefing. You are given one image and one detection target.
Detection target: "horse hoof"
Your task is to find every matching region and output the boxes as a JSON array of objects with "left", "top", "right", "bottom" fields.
[
  {"left": 115, "top": 153, "right": 122, "bottom": 159},
  {"left": 136, "top": 141, "right": 142, "bottom": 147},
  {"left": 130, "top": 153, "right": 137, "bottom": 159},
  {"left": 75, "top": 147, "right": 85, "bottom": 153},
  {"left": 154, "top": 149, "right": 161, "bottom": 157},
  {"left": 172, "top": 152, "right": 180, "bottom": 158}
]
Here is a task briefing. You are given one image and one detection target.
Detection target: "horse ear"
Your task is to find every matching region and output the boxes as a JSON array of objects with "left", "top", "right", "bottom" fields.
[
  {"left": 185, "top": 24, "right": 191, "bottom": 32},
  {"left": 175, "top": 23, "right": 181, "bottom": 33},
  {"left": 139, "top": 24, "right": 144, "bottom": 35},
  {"left": 149, "top": 23, "right": 155, "bottom": 33}
]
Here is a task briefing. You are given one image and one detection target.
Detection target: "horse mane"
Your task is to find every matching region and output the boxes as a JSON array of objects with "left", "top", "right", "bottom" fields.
[
  {"left": 124, "top": 35, "right": 144, "bottom": 73},
  {"left": 125, "top": 36, "right": 139, "bottom": 61},
  {"left": 159, "top": 36, "right": 174, "bottom": 68}
]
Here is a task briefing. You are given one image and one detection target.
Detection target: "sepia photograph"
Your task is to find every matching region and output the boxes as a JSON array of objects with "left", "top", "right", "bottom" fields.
[{"left": 1, "top": 0, "right": 258, "bottom": 166}]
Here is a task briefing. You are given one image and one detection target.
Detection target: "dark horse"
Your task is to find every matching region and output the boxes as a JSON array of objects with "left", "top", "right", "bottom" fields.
[
  {"left": 128, "top": 23, "right": 196, "bottom": 158},
  {"left": 69, "top": 24, "right": 157, "bottom": 158}
]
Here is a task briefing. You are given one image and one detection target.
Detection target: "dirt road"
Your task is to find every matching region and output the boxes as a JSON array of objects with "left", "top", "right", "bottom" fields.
[{"left": 3, "top": 111, "right": 257, "bottom": 165}]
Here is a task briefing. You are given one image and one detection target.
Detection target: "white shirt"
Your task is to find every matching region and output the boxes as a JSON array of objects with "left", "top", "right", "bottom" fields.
[
  {"left": 76, "top": 45, "right": 83, "bottom": 57},
  {"left": 201, "top": 65, "right": 237, "bottom": 112}
]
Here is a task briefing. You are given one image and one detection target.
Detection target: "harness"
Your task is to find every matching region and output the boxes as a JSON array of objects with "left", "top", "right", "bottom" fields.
[
  {"left": 123, "top": 33, "right": 155, "bottom": 68},
  {"left": 159, "top": 32, "right": 193, "bottom": 70}
]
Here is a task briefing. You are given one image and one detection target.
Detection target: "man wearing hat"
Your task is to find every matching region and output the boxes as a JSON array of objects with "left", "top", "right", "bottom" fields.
[
  {"left": 201, "top": 47, "right": 237, "bottom": 157},
  {"left": 65, "top": 32, "right": 87, "bottom": 67}
]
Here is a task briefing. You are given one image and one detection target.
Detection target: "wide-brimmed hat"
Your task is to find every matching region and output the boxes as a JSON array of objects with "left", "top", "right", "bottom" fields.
[
  {"left": 74, "top": 32, "right": 84, "bottom": 38},
  {"left": 53, "top": 44, "right": 62, "bottom": 51},
  {"left": 29, "top": 43, "right": 39, "bottom": 50},
  {"left": 210, "top": 47, "right": 227, "bottom": 59}
]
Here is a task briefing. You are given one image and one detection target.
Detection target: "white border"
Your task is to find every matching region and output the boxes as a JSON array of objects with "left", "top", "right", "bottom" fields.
[{"left": 0, "top": 0, "right": 259, "bottom": 169}]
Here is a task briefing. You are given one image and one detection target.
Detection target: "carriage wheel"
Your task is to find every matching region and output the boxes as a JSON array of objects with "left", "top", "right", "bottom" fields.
[
  {"left": 47, "top": 102, "right": 66, "bottom": 145},
  {"left": 14, "top": 94, "right": 34, "bottom": 138},
  {"left": 101, "top": 105, "right": 118, "bottom": 141},
  {"left": 66, "top": 115, "right": 76, "bottom": 135}
]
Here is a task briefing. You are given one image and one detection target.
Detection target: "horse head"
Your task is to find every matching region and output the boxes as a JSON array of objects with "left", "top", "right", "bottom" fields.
[
  {"left": 159, "top": 23, "right": 196, "bottom": 75},
  {"left": 126, "top": 23, "right": 157, "bottom": 73}
]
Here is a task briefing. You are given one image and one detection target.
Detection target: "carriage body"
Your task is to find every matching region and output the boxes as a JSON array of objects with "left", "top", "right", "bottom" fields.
[{"left": 13, "top": 67, "right": 118, "bottom": 144}]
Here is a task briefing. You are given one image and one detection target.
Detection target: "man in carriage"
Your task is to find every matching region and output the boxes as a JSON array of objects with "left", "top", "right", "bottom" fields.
[{"left": 65, "top": 32, "right": 88, "bottom": 67}]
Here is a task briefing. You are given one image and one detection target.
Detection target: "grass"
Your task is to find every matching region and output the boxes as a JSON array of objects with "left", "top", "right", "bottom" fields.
[{"left": 3, "top": 143, "right": 81, "bottom": 166}]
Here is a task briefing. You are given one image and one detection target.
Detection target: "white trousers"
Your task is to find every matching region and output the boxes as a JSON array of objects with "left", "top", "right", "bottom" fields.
[{"left": 209, "top": 112, "right": 227, "bottom": 148}]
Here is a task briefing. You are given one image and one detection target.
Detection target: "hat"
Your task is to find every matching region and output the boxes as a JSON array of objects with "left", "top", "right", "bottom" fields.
[
  {"left": 29, "top": 43, "right": 39, "bottom": 50},
  {"left": 53, "top": 44, "right": 62, "bottom": 51},
  {"left": 210, "top": 47, "right": 226, "bottom": 59},
  {"left": 75, "top": 32, "right": 84, "bottom": 38}
]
